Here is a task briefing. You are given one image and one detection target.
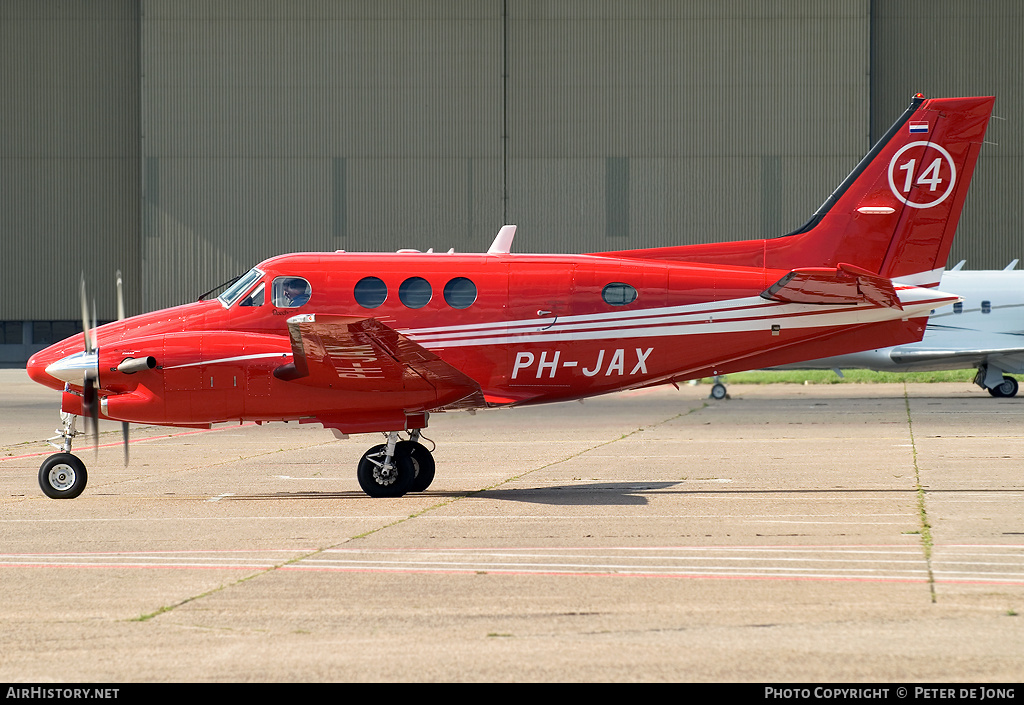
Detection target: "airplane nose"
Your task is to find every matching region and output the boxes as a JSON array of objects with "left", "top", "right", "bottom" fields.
[
  {"left": 26, "top": 345, "right": 92, "bottom": 391},
  {"left": 26, "top": 350, "right": 61, "bottom": 390}
]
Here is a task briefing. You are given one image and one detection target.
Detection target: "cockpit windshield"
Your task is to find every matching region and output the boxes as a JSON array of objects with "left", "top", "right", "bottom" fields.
[{"left": 217, "top": 268, "right": 264, "bottom": 307}]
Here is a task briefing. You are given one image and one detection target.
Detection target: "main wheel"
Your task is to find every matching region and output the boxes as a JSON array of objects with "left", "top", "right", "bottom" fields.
[
  {"left": 710, "top": 382, "right": 727, "bottom": 400},
  {"left": 39, "top": 453, "right": 88, "bottom": 499},
  {"left": 989, "top": 376, "right": 1019, "bottom": 398},
  {"left": 357, "top": 443, "right": 416, "bottom": 498},
  {"left": 396, "top": 441, "right": 436, "bottom": 492}
]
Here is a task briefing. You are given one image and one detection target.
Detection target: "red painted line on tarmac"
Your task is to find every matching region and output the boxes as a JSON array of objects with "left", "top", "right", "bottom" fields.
[
  {"left": 4, "top": 560, "right": 1022, "bottom": 586},
  {"left": 277, "top": 565, "right": 1024, "bottom": 586},
  {"left": 0, "top": 423, "right": 259, "bottom": 463},
  {"left": 0, "top": 562, "right": 275, "bottom": 571}
]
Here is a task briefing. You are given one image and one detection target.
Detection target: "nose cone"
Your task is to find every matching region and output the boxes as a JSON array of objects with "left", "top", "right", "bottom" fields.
[
  {"left": 27, "top": 347, "right": 62, "bottom": 390},
  {"left": 44, "top": 350, "right": 99, "bottom": 384},
  {"left": 27, "top": 341, "right": 89, "bottom": 391}
]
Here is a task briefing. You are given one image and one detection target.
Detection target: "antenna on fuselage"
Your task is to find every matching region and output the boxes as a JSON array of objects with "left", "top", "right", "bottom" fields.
[{"left": 487, "top": 224, "right": 517, "bottom": 255}]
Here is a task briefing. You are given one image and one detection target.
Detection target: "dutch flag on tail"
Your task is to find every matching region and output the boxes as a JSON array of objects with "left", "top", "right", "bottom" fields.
[{"left": 909, "top": 121, "right": 929, "bottom": 133}]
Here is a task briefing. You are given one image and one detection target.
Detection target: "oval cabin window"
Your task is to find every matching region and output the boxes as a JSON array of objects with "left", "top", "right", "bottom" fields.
[
  {"left": 443, "top": 277, "right": 477, "bottom": 309},
  {"left": 602, "top": 282, "right": 638, "bottom": 306},
  {"left": 354, "top": 276, "right": 388, "bottom": 308},
  {"left": 399, "top": 277, "right": 432, "bottom": 309}
]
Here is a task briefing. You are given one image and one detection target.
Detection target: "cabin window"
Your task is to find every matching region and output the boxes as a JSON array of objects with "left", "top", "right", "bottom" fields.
[
  {"left": 982, "top": 300, "right": 992, "bottom": 314},
  {"left": 953, "top": 302, "right": 963, "bottom": 314},
  {"left": 272, "top": 277, "right": 311, "bottom": 308},
  {"left": 354, "top": 276, "right": 388, "bottom": 308},
  {"left": 602, "top": 282, "right": 638, "bottom": 306},
  {"left": 443, "top": 277, "right": 477, "bottom": 309},
  {"left": 239, "top": 282, "right": 265, "bottom": 307},
  {"left": 399, "top": 277, "right": 432, "bottom": 309}
]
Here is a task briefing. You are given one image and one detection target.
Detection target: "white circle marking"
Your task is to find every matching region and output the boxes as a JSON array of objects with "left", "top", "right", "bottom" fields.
[{"left": 887, "top": 141, "right": 957, "bottom": 209}]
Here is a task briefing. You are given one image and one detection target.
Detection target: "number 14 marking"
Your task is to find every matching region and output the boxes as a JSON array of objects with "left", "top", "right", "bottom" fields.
[{"left": 897, "top": 157, "right": 944, "bottom": 192}]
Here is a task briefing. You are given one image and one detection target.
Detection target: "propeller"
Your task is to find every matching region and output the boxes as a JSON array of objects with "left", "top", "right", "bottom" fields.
[
  {"left": 116, "top": 270, "right": 130, "bottom": 466},
  {"left": 79, "top": 270, "right": 132, "bottom": 465},
  {"left": 79, "top": 275, "right": 100, "bottom": 454}
]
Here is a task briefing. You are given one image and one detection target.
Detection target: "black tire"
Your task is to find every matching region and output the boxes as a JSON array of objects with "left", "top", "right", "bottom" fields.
[
  {"left": 989, "top": 376, "right": 1019, "bottom": 398},
  {"left": 396, "top": 441, "right": 436, "bottom": 492},
  {"left": 357, "top": 443, "right": 416, "bottom": 497},
  {"left": 39, "top": 453, "right": 88, "bottom": 499},
  {"left": 710, "top": 383, "right": 727, "bottom": 400}
]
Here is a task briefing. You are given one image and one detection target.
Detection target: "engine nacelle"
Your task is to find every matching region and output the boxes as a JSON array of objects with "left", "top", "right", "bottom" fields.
[{"left": 93, "top": 330, "right": 293, "bottom": 424}]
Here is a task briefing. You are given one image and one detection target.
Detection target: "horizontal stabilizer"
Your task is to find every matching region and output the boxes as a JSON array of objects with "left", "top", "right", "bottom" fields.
[
  {"left": 275, "top": 314, "right": 485, "bottom": 409},
  {"left": 762, "top": 263, "right": 902, "bottom": 309}
]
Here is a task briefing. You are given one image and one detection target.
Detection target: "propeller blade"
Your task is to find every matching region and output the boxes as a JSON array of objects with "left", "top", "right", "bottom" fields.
[
  {"left": 79, "top": 274, "right": 102, "bottom": 455},
  {"left": 116, "top": 270, "right": 125, "bottom": 321},
  {"left": 91, "top": 298, "right": 98, "bottom": 352},
  {"left": 80, "top": 274, "right": 93, "bottom": 355},
  {"left": 83, "top": 376, "right": 99, "bottom": 454},
  {"left": 121, "top": 421, "right": 130, "bottom": 466}
]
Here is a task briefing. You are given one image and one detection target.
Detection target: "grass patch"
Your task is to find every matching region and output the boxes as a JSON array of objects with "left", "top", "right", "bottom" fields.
[{"left": 706, "top": 369, "right": 976, "bottom": 385}]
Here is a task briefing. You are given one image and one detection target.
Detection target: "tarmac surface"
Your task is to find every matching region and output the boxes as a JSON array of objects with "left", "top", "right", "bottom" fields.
[{"left": 1, "top": 368, "right": 1023, "bottom": 682}]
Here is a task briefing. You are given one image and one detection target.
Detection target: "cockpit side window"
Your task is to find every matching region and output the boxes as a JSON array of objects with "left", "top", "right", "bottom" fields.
[
  {"left": 219, "top": 268, "right": 264, "bottom": 307},
  {"left": 239, "top": 282, "right": 265, "bottom": 307},
  {"left": 273, "top": 276, "right": 312, "bottom": 308}
]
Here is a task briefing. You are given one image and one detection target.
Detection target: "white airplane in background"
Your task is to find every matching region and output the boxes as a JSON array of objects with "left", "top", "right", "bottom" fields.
[{"left": 766, "top": 262, "right": 1024, "bottom": 397}]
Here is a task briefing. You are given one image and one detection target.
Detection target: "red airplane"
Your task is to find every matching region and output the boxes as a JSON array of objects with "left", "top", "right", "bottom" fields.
[{"left": 27, "top": 94, "right": 995, "bottom": 500}]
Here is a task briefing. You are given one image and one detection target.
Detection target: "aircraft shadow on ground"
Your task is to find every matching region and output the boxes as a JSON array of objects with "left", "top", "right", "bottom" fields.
[{"left": 216, "top": 485, "right": 1021, "bottom": 505}]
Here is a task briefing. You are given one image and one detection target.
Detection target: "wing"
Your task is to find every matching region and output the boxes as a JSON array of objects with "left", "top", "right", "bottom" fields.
[
  {"left": 762, "top": 263, "right": 902, "bottom": 310},
  {"left": 274, "top": 314, "right": 485, "bottom": 410},
  {"left": 888, "top": 329, "right": 1024, "bottom": 370}
]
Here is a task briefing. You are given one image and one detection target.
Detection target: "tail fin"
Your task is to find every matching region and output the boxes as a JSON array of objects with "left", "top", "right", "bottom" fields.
[
  {"left": 600, "top": 94, "right": 995, "bottom": 284},
  {"left": 774, "top": 94, "right": 995, "bottom": 282}
]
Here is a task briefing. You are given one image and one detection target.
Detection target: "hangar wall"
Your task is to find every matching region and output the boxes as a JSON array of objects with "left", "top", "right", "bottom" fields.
[
  {"left": 0, "top": 0, "right": 140, "bottom": 354},
  {"left": 870, "top": 0, "right": 1024, "bottom": 269},
  {"left": 1, "top": 0, "right": 1021, "bottom": 363}
]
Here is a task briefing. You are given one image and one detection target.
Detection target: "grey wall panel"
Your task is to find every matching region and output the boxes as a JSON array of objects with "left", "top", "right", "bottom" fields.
[
  {"left": 140, "top": 0, "right": 504, "bottom": 307},
  {"left": 345, "top": 158, "right": 504, "bottom": 251},
  {"left": 506, "top": 0, "right": 870, "bottom": 253},
  {"left": 0, "top": 0, "right": 140, "bottom": 321},
  {"left": 871, "top": 0, "right": 1024, "bottom": 269},
  {"left": 9, "top": 0, "right": 1024, "bottom": 332}
]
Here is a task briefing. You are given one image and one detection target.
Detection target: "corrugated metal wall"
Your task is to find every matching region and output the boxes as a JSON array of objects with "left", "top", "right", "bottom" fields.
[
  {"left": 506, "top": 1, "right": 869, "bottom": 253},
  {"left": 0, "top": 0, "right": 140, "bottom": 321},
  {"left": 140, "top": 0, "right": 503, "bottom": 310},
  {"left": 2, "top": 0, "right": 1022, "bottom": 328},
  {"left": 871, "top": 0, "right": 1024, "bottom": 269}
]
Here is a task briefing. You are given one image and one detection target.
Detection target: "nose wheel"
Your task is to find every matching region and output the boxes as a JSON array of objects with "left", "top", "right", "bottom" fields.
[
  {"left": 38, "top": 410, "right": 90, "bottom": 499},
  {"left": 39, "top": 453, "right": 88, "bottom": 499}
]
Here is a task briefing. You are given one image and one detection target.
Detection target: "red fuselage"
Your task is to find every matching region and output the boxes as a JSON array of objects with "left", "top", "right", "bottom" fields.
[{"left": 26, "top": 250, "right": 943, "bottom": 434}]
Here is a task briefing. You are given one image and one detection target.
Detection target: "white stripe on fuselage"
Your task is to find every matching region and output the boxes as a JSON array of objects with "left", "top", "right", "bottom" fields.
[
  {"left": 162, "top": 353, "right": 289, "bottom": 370},
  {"left": 402, "top": 289, "right": 953, "bottom": 349}
]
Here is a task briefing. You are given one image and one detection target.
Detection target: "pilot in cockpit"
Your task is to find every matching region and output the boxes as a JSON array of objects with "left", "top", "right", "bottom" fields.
[{"left": 281, "top": 278, "right": 310, "bottom": 307}]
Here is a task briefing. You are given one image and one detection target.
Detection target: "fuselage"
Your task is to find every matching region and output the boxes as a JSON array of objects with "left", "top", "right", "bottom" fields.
[{"left": 26, "top": 249, "right": 950, "bottom": 432}]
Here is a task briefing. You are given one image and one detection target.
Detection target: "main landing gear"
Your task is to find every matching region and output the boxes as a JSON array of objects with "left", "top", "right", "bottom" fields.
[
  {"left": 987, "top": 375, "right": 1019, "bottom": 398},
  {"left": 39, "top": 412, "right": 89, "bottom": 499},
  {"left": 356, "top": 430, "right": 436, "bottom": 498},
  {"left": 975, "top": 364, "right": 1020, "bottom": 398}
]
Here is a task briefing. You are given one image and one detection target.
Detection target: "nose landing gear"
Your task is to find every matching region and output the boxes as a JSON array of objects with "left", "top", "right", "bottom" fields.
[{"left": 39, "top": 412, "right": 88, "bottom": 499}]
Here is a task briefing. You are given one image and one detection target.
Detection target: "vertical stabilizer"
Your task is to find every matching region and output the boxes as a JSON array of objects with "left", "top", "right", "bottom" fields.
[{"left": 771, "top": 94, "right": 995, "bottom": 282}]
